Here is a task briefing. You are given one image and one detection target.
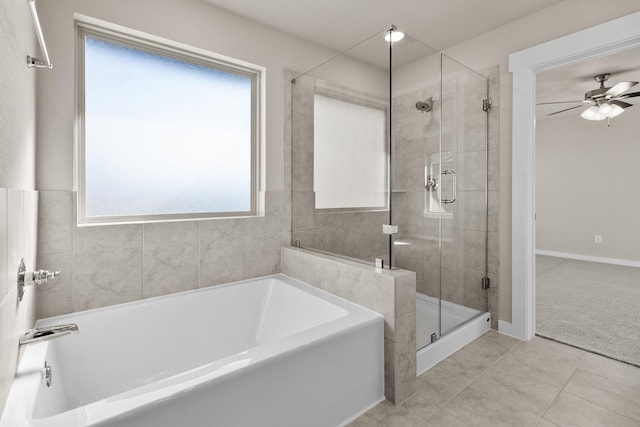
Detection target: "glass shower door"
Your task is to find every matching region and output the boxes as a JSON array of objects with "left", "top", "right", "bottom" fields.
[
  {"left": 438, "top": 54, "right": 489, "bottom": 337},
  {"left": 388, "top": 39, "right": 490, "bottom": 350}
]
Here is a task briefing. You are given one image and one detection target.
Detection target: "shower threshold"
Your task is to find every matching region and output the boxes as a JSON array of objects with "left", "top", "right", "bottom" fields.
[{"left": 416, "top": 293, "right": 491, "bottom": 375}]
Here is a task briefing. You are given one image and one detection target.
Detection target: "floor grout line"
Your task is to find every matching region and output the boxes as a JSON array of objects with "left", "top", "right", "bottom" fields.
[
  {"left": 561, "top": 389, "right": 638, "bottom": 423},
  {"left": 539, "top": 361, "right": 579, "bottom": 422},
  {"left": 422, "top": 335, "right": 523, "bottom": 423}
]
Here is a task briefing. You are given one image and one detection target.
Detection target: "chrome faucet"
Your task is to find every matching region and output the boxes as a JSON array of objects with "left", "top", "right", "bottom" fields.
[{"left": 19, "top": 324, "right": 79, "bottom": 346}]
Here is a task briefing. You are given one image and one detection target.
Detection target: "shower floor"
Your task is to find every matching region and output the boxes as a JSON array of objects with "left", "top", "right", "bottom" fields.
[{"left": 416, "top": 292, "right": 491, "bottom": 374}]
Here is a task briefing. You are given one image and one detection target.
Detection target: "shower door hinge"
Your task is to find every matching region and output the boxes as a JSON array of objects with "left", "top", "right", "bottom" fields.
[
  {"left": 481, "top": 277, "right": 491, "bottom": 290},
  {"left": 482, "top": 98, "right": 492, "bottom": 113}
]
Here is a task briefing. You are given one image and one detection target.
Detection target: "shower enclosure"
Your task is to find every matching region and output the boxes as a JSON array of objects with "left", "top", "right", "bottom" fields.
[{"left": 290, "top": 26, "right": 495, "bottom": 373}]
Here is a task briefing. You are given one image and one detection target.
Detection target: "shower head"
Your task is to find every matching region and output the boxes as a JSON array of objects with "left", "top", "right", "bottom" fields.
[{"left": 416, "top": 97, "right": 434, "bottom": 113}]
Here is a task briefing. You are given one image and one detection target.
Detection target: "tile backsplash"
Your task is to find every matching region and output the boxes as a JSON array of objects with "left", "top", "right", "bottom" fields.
[
  {"left": 36, "top": 190, "right": 289, "bottom": 318},
  {"left": 0, "top": 189, "right": 39, "bottom": 414}
]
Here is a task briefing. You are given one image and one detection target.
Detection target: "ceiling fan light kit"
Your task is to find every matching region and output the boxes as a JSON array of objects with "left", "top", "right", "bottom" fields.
[
  {"left": 539, "top": 72, "right": 639, "bottom": 123},
  {"left": 580, "top": 101, "right": 624, "bottom": 121}
]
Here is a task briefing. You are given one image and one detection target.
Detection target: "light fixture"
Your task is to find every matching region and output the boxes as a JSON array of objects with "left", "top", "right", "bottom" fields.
[
  {"left": 581, "top": 105, "right": 601, "bottom": 120},
  {"left": 581, "top": 101, "right": 625, "bottom": 121},
  {"left": 384, "top": 25, "right": 404, "bottom": 43},
  {"left": 608, "top": 103, "right": 624, "bottom": 118}
]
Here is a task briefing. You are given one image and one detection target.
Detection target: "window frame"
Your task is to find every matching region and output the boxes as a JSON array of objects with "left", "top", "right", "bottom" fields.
[{"left": 74, "top": 16, "right": 265, "bottom": 226}]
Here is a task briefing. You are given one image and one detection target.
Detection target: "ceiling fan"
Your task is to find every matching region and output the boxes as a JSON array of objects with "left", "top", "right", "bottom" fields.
[{"left": 538, "top": 73, "right": 640, "bottom": 121}]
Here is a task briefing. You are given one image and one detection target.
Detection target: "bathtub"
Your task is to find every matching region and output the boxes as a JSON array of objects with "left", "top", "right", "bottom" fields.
[{"left": 1, "top": 274, "right": 384, "bottom": 427}]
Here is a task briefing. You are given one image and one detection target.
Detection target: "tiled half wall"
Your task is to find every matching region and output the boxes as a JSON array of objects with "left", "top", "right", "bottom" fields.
[
  {"left": 288, "top": 71, "right": 389, "bottom": 264},
  {"left": 281, "top": 246, "right": 417, "bottom": 405},
  {"left": 36, "top": 190, "right": 289, "bottom": 318}
]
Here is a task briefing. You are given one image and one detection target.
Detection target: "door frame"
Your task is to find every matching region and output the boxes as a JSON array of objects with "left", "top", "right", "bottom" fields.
[{"left": 502, "top": 11, "right": 640, "bottom": 340}]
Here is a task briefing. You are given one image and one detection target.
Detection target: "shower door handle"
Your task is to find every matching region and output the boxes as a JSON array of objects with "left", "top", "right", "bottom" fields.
[{"left": 440, "top": 170, "right": 456, "bottom": 204}]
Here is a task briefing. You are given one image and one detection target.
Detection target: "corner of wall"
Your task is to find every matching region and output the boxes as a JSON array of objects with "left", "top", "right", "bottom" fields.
[
  {"left": 0, "top": 189, "right": 39, "bottom": 415},
  {"left": 280, "top": 246, "right": 417, "bottom": 405}
]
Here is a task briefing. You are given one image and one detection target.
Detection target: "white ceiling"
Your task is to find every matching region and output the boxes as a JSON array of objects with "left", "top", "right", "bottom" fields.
[
  {"left": 537, "top": 46, "right": 640, "bottom": 119},
  {"left": 199, "top": 0, "right": 639, "bottom": 117},
  {"left": 201, "top": 0, "right": 565, "bottom": 57}
]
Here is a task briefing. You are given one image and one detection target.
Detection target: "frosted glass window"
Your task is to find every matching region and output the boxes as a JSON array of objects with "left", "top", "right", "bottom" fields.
[
  {"left": 78, "top": 29, "right": 261, "bottom": 223},
  {"left": 314, "top": 95, "right": 387, "bottom": 209}
]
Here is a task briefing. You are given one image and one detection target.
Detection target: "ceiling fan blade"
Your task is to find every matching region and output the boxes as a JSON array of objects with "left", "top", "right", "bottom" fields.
[
  {"left": 618, "top": 91, "right": 640, "bottom": 99},
  {"left": 611, "top": 100, "right": 633, "bottom": 109},
  {"left": 546, "top": 105, "right": 584, "bottom": 116},
  {"left": 605, "top": 81, "right": 638, "bottom": 97},
  {"left": 536, "top": 100, "right": 583, "bottom": 105}
]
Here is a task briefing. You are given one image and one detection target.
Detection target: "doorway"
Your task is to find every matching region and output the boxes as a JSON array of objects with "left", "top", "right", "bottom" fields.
[
  {"left": 505, "top": 11, "right": 640, "bottom": 341},
  {"left": 535, "top": 54, "right": 640, "bottom": 365}
]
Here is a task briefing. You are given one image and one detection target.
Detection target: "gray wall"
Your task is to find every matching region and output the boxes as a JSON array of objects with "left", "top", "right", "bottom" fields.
[
  {"left": 536, "top": 113, "right": 640, "bottom": 262},
  {"left": 33, "top": 0, "right": 383, "bottom": 318},
  {"left": 392, "top": 66, "right": 500, "bottom": 326},
  {"left": 289, "top": 72, "right": 390, "bottom": 264},
  {"left": 0, "top": 0, "right": 39, "bottom": 414}
]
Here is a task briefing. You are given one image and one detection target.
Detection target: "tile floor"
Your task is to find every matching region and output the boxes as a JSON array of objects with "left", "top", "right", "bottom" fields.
[{"left": 349, "top": 331, "right": 640, "bottom": 426}]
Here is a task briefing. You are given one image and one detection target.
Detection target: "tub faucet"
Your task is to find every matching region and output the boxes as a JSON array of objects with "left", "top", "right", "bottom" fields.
[{"left": 19, "top": 324, "right": 79, "bottom": 346}]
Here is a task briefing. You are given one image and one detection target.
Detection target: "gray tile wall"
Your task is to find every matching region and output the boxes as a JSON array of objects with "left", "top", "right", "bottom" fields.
[
  {"left": 289, "top": 72, "right": 390, "bottom": 264},
  {"left": 0, "top": 189, "right": 38, "bottom": 414},
  {"left": 282, "top": 246, "right": 417, "bottom": 404},
  {"left": 36, "top": 190, "right": 289, "bottom": 318},
  {"left": 392, "top": 66, "right": 500, "bottom": 327}
]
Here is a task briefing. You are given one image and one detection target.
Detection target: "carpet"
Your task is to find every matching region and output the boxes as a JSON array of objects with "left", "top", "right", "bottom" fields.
[{"left": 536, "top": 255, "right": 640, "bottom": 366}]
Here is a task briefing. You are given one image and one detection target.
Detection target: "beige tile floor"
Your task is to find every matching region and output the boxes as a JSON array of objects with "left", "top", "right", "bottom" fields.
[{"left": 349, "top": 331, "right": 640, "bottom": 426}]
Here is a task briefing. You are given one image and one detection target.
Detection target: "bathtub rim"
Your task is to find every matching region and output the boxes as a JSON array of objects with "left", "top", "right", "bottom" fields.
[
  {"left": 1, "top": 273, "right": 384, "bottom": 427},
  {"left": 36, "top": 273, "right": 379, "bottom": 327}
]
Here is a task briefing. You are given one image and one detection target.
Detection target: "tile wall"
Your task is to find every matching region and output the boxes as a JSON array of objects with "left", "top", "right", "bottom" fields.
[
  {"left": 392, "top": 66, "right": 500, "bottom": 327},
  {"left": 281, "top": 246, "right": 417, "bottom": 404},
  {"left": 36, "top": 190, "right": 289, "bottom": 318},
  {"left": 288, "top": 65, "right": 500, "bottom": 326},
  {"left": 0, "top": 190, "right": 39, "bottom": 411},
  {"left": 289, "top": 71, "right": 390, "bottom": 264}
]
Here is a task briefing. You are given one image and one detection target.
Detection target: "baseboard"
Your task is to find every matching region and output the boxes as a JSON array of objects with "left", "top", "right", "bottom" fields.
[
  {"left": 535, "top": 249, "right": 640, "bottom": 268},
  {"left": 498, "top": 320, "right": 525, "bottom": 341}
]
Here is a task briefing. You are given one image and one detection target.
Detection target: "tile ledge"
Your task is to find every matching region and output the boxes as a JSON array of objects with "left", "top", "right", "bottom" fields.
[{"left": 282, "top": 246, "right": 414, "bottom": 278}]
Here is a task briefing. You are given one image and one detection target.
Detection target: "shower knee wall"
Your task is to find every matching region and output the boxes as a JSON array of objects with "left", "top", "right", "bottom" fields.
[{"left": 281, "top": 247, "right": 417, "bottom": 405}]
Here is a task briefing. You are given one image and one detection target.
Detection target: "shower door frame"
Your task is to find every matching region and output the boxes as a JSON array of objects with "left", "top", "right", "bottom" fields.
[{"left": 507, "top": 11, "right": 640, "bottom": 341}]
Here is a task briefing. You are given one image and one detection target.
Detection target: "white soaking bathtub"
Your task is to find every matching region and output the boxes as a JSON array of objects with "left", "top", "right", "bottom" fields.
[{"left": 1, "top": 274, "right": 384, "bottom": 427}]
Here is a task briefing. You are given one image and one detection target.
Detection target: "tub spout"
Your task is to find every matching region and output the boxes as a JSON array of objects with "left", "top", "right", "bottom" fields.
[{"left": 19, "top": 324, "right": 79, "bottom": 346}]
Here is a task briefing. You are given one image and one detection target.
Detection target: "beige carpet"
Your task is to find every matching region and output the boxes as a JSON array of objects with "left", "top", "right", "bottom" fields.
[{"left": 536, "top": 255, "right": 640, "bottom": 367}]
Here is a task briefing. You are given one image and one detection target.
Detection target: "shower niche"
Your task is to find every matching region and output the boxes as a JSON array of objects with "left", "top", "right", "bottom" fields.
[{"left": 289, "top": 26, "right": 498, "bottom": 373}]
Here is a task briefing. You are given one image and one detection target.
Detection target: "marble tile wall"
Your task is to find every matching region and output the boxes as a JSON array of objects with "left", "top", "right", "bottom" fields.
[
  {"left": 288, "top": 71, "right": 390, "bottom": 264},
  {"left": 0, "top": 189, "right": 38, "bottom": 414},
  {"left": 281, "top": 246, "right": 417, "bottom": 405},
  {"left": 36, "top": 190, "right": 289, "bottom": 318},
  {"left": 392, "top": 66, "right": 500, "bottom": 328}
]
